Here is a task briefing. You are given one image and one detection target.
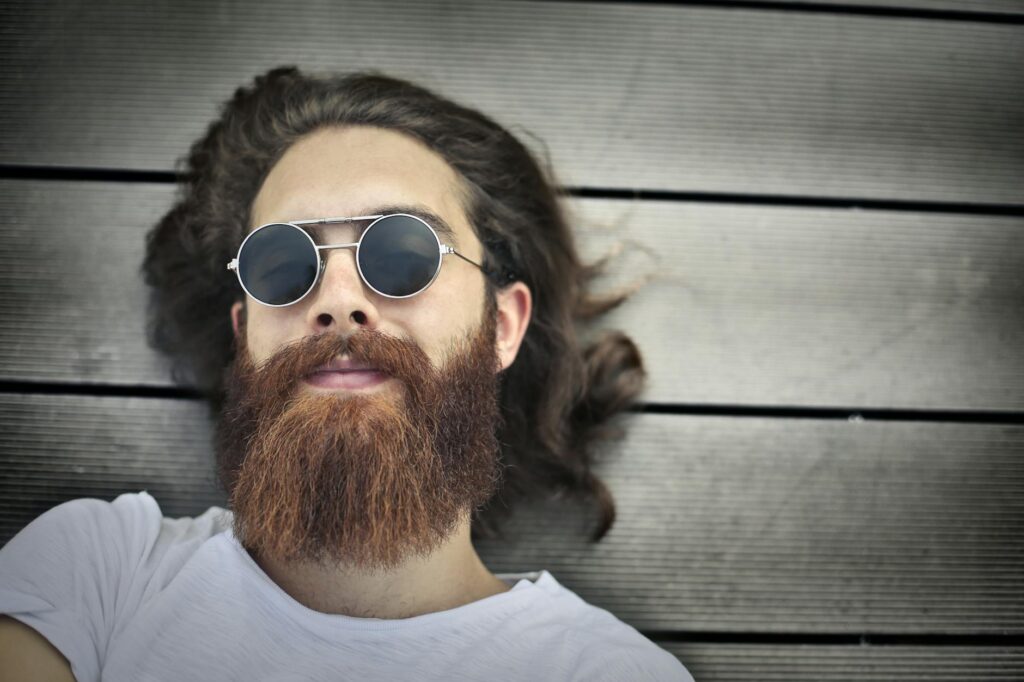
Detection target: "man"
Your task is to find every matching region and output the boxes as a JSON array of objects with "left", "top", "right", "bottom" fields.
[{"left": 1, "top": 67, "right": 693, "bottom": 680}]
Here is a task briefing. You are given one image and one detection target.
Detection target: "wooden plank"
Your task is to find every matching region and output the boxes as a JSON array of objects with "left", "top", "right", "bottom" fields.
[
  {"left": 739, "top": 0, "right": 1024, "bottom": 15},
  {"left": 0, "top": 181, "right": 175, "bottom": 386},
  {"left": 2, "top": 393, "right": 1022, "bottom": 634},
  {"left": 662, "top": 643, "right": 1024, "bottom": 681},
  {"left": 3, "top": 179, "right": 1023, "bottom": 410},
  {"left": 1, "top": 1, "right": 1022, "bottom": 203}
]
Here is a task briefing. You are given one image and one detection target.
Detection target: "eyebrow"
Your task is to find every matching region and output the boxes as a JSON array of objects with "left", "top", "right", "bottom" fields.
[{"left": 295, "top": 204, "right": 460, "bottom": 247}]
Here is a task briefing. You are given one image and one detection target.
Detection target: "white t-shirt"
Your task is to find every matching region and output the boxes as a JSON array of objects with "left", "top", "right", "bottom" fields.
[{"left": 1, "top": 491, "right": 693, "bottom": 681}]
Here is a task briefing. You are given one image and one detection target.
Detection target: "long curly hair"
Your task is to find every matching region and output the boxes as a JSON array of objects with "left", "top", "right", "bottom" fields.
[{"left": 143, "top": 66, "right": 644, "bottom": 542}]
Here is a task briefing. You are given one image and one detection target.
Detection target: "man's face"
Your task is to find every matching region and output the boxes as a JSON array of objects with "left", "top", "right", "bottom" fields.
[
  {"left": 217, "top": 126, "right": 530, "bottom": 571},
  {"left": 238, "top": 125, "right": 493, "bottom": 376}
]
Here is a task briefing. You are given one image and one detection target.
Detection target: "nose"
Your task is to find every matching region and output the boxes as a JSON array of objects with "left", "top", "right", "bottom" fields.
[{"left": 305, "top": 248, "right": 380, "bottom": 333}]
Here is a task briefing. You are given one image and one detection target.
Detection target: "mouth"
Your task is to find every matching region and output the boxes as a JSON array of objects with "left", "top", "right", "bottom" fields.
[{"left": 304, "top": 357, "right": 390, "bottom": 391}]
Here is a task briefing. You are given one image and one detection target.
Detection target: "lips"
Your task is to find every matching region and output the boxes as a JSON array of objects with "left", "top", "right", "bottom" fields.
[
  {"left": 312, "top": 357, "right": 379, "bottom": 374},
  {"left": 304, "top": 357, "right": 390, "bottom": 391}
]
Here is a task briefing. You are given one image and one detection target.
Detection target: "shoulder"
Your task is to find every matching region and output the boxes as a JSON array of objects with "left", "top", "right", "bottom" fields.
[
  {"left": 11, "top": 491, "right": 234, "bottom": 592},
  {"left": 529, "top": 572, "right": 694, "bottom": 681},
  {"left": 0, "top": 491, "right": 199, "bottom": 615},
  {"left": 3, "top": 491, "right": 232, "bottom": 566},
  {"left": 0, "top": 492, "right": 232, "bottom": 682},
  {"left": 569, "top": 633, "right": 693, "bottom": 681},
  {"left": 569, "top": 608, "right": 693, "bottom": 681},
  {"left": 0, "top": 492, "right": 167, "bottom": 682},
  {"left": 1, "top": 491, "right": 164, "bottom": 572}
]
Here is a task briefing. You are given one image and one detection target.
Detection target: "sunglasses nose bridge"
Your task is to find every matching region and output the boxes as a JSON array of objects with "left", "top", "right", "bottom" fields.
[
  {"left": 315, "top": 243, "right": 370, "bottom": 293},
  {"left": 316, "top": 242, "right": 359, "bottom": 270}
]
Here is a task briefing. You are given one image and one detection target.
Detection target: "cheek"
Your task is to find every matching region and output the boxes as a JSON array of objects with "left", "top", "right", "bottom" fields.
[
  {"left": 243, "top": 307, "right": 293, "bottom": 363},
  {"left": 424, "top": 276, "right": 487, "bottom": 337}
]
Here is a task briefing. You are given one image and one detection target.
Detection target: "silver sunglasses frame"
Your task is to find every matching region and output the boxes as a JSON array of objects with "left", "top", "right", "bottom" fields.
[{"left": 226, "top": 213, "right": 485, "bottom": 307}]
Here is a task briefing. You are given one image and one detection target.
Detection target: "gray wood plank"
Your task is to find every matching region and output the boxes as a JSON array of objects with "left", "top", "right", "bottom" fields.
[
  {"left": 740, "top": 0, "right": 1024, "bottom": 15},
  {"left": 2, "top": 0, "right": 1022, "bottom": 203},
  {"left": 3, "top": 179, "right": 1023, "bottom": 410},
  {"left": 0, "top": 181, "right": 176, "bottom": 386},
  {"left": 2, "top": 393, "right": 1022, "bottom": 633},
  {"left": 664, "top": 643, "right": 1024, "bottom": 681}
]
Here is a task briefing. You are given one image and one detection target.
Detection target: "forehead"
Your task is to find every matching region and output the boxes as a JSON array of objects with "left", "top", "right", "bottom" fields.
[{"left": 250, "top": 126, "right": 472, "bottom": 244}]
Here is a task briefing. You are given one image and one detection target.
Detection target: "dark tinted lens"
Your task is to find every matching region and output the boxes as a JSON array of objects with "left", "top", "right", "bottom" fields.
[
  {"left": 238, "top": 223, "right": 319, "bottom": 305},
  {"left": 358, "top": 215, "right": 441, "bottom": 296}
]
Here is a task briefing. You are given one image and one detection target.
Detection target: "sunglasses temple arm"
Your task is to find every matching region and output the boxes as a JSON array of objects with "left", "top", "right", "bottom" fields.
[{"left": 446, "top": 247, "right": 510, "bottom": 283}]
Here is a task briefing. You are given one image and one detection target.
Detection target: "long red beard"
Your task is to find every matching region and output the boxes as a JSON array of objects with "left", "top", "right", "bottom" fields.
[{"left": 214, "top": 316, "right": 503, "bottom": 572}]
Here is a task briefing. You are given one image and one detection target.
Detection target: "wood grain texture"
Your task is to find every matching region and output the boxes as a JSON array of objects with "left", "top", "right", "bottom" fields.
[
  {"left": 3, "top": 179, "right": 1023, "bottom": 409},
  {"left": 1, "top": 0, "right": 1022, "bottom": 203},
  {"left": 662, "top": 643, "right": 1024, "bottom": 681},
  {"left": 2, "top": 393, "right": 1021, "bottom": 634}
]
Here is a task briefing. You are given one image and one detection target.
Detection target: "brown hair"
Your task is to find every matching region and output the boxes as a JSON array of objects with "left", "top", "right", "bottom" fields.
[{"left": 143, "top": 66, "right": 644, "bottom": 541}]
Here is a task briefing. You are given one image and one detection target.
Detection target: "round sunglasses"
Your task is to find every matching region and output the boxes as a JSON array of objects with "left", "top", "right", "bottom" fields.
[{"left": 227, "top": 213, "right": 489, "bottom": 306}]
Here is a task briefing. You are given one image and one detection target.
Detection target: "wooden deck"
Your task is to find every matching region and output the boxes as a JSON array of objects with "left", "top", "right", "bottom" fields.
[{"left": 1, "top": 1, "right": 1022, "bottom": 678}]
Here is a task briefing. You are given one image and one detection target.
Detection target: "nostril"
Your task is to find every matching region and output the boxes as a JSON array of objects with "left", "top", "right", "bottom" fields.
[
  {"left": 316, "top": 313, "right": 333, "bottom": 328},
  {"left": 350, "top": 310, "right": 367, "bottom": 325}
]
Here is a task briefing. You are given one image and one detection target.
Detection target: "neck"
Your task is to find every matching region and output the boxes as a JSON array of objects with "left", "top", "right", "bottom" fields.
[{"left": 246, "top": 512, "right": 511, "bottom": 619}]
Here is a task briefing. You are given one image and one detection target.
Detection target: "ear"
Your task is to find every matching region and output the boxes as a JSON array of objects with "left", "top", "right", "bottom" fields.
[
  {"left": 494, "top": 282, "right": 532, "bottom": 371},
  {"left": 230, "top": 300, "right": 245, "bottom": 339}
]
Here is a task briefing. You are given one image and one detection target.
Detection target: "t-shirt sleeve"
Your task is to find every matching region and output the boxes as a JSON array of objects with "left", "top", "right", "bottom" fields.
[
  {"left": 0, "top": 491, "right": 163, "bottom": 682},
  {"left": 565, "top": 605, "right": 696, "bottom": 682},
  {"left": 572, "top": 639, "right": 695, "bottom": 682}
]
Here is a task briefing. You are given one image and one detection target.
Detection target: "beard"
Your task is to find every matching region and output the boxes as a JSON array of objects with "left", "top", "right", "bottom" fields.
[{"left": 214, "top": 313, "right": 504, "bottom": 573}]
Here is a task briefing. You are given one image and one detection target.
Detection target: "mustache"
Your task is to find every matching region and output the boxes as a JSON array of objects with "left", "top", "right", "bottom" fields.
[{"left": 230, "top": 329, "right": 437, "bottom": 409}]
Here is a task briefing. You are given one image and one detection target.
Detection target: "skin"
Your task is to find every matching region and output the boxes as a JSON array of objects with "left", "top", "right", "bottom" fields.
[
  {"left": 0, "top": 616, "right": 75, "bottom": 682},
  {"left": 228, "top": 125, "right": 532, "bottom": 619}
]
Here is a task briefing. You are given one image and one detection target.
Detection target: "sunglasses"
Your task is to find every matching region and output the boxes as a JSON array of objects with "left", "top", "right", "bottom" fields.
[{"left": 227, "top": 213, "right": 491, "bottom": 306}]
